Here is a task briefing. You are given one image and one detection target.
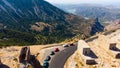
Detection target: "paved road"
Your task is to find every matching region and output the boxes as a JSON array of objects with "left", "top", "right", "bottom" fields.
[{"left": 49, "top": 46, "right": 77, "bottom": 68}]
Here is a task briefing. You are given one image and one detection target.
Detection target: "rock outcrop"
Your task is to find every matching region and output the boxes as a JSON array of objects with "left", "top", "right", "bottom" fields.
[
  {"left": 19, "top": 47, "right": 42, "bottom": 68},
  {"left": 90, "top": 18, "right": 104, "bottom": 35}
]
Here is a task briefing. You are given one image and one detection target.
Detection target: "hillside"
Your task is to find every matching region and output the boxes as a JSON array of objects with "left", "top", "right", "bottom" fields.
[{"left": 0, "top": 0, "right": 104, "bottom": 46}]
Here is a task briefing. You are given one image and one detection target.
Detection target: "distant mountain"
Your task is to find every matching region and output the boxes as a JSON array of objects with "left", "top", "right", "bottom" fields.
[
  {"left": 0, "top": 0, "right": 104, "bottom": 46},
  {"left": 55, "top": 4, "right": 120, "bottom": 23}
]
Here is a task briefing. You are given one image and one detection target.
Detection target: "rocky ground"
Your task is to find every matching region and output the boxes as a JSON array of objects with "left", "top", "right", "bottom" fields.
[{"left": 64, "top": 29, "right": 120, "bottom": 68}]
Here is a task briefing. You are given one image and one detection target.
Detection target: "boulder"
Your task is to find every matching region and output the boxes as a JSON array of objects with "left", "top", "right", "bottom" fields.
[{"left": 19, "top": 47, "right": 42, "bottom": 68}]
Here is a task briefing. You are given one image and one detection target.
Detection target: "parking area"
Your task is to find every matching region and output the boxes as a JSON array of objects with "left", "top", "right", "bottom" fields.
[{"left": 38, "top": 43, "right": 76, "bottom": 68}]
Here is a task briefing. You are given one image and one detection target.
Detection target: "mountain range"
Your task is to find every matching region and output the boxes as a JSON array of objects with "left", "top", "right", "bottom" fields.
[
  {"left": 0, "top": 0, "right": 104, "bottom": 46},
  {"left": 54, "top": 4, "right": 120, "bottom": 23}
]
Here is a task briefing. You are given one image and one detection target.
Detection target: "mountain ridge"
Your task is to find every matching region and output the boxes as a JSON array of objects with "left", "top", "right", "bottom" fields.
[{"left": 0, "top": 0, "right": 104, "bottom": 46}]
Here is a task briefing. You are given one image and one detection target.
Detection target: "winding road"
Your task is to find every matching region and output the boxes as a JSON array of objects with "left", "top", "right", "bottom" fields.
[
  {"left": 48, "top": 46, "right": 77, "bottom": 68},
  {"left": 47, "top": 30, "right": 111, "bottom": 68}
]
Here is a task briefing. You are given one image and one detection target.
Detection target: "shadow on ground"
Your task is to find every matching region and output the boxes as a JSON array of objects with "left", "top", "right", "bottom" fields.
[
  {"left": 84, "top": 50, "right": 98, "bottom": 59},
  {"left": 0, "top": 64, "right": 10, "bottom": 68}
]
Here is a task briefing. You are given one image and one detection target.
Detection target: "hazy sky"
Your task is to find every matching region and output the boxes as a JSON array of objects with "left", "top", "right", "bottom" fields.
[{"left": 45, "top": 0, "right": 120, "bottom": 4}]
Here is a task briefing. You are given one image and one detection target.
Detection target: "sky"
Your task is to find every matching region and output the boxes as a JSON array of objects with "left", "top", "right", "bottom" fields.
[{"left": 45, "top": 0, "right": 120, "bottom": 4}]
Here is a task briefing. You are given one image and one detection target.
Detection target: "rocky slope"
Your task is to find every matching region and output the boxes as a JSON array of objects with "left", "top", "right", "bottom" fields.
[
  {"left": 64, "top": 29, "right": 120, "bottom": 68},
  {"left": 105, "top": 20, "right": 120, "bottom": 31}
]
